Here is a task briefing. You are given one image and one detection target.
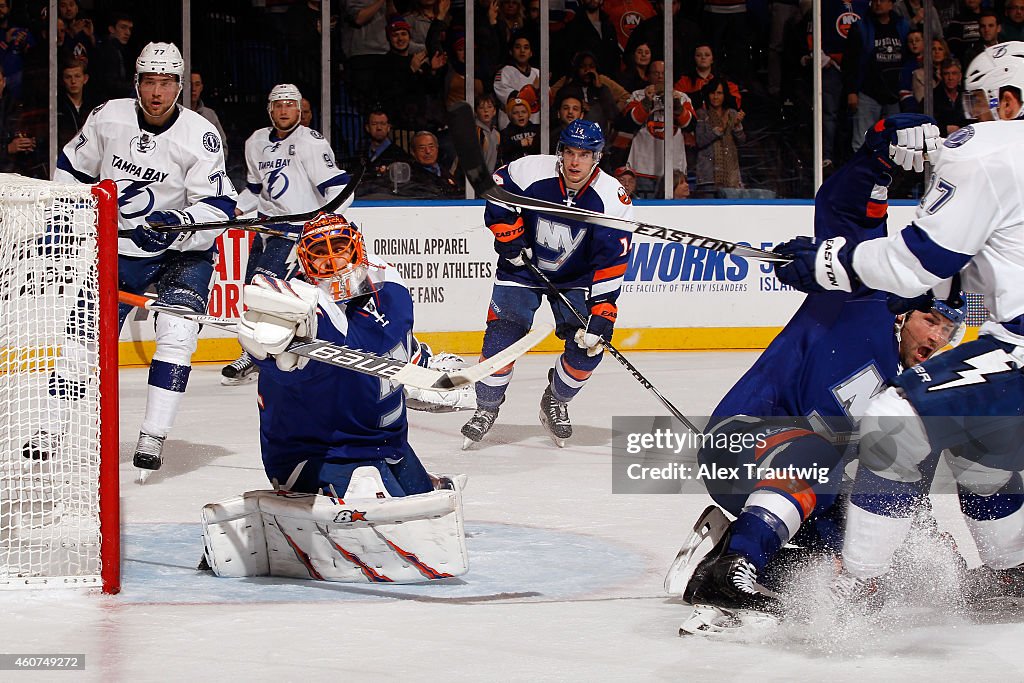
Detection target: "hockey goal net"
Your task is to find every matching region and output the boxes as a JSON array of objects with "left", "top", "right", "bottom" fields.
[{"left": 0, "top": 175, "right": 119, "bottom": 593}]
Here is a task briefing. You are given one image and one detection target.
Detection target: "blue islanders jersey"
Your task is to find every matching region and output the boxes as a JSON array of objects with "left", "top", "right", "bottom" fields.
[
  {"left": 255, "top": 260, "right": 417, "bottom": 471},
  {"left": 714, "top": 148, "right": 899, "bottom": 436},
  {"left": 488, "top": 155, "right": 635, "bottom": 303}
]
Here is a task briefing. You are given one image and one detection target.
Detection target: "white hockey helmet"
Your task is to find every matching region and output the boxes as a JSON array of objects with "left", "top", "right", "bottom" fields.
[
  {"left": 963, "top": 41, "right": 1024, "bottom": 120},
  {"left": 134, "top": 42, "right": 184, "bottom": 99},
  {"left": 267, "top": 83, "right": 303, "bottom": 132}
]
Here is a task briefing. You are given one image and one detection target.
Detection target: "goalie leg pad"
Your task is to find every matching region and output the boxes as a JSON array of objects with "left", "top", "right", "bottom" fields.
[{"left": 201, "top": 473, "right": 469, "bottom": 583}]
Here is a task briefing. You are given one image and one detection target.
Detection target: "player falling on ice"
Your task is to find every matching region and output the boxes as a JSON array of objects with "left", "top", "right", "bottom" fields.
[
  {"left": 461, "top": 119, "right": 635, "bottom": 448},
  {"left": 31, "top": 42, "right": 236, "bottom": 477},
  {"left": 670, "top": 113, "right": 970, "bottom": 634},
  {"left": 774, "top": 42, "right": 1024, "bottom": 612},
  {"left": 220, "top": 83, "right": 352, "bottom": 386}
]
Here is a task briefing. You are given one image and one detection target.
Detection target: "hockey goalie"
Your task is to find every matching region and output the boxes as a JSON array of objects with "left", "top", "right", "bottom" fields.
[{"left": 201, "top": 213, "right": 469, "bottom": 582}]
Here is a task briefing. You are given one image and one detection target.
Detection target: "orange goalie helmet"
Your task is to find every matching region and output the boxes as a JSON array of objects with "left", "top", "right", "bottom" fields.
[{"left": 296, "top": 213, "right": 371, "bottom": 302}]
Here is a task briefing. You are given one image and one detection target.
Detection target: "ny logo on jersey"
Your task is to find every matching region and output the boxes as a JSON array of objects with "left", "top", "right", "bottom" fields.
[{"left": 534, "top": 217, "right": 585, "bottom": 271}]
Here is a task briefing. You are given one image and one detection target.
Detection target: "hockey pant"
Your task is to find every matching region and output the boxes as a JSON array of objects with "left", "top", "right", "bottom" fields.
[
  {"left": 244, "top": 230, "right": 299, "bottom": 283},
  {"left": 265, "top": 445, "right": 433, "bottom": 498},
  {"left": 846, "top": 335, "right": 1024, "bottom": 577},
  {"left": 698, "top": 415, "right": 848, "bottom": 572},
  {"left": 475, "top": 283, "right": 602, "bottom": 410}
]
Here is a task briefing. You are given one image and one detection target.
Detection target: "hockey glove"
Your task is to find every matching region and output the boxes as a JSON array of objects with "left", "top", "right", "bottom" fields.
[
  {"left": 773, "top": 236, "right": 859, "bottom": 294},
  {"left": 128, "top": 210, "right": 191, "bottom": 252},
  {"left": 238, "top": 275, "right": 320, "bottom": 372},
  {"left": 489, "top": 216, "right": 532, "bottom": 267},
  {"left": 574, "top": 302, "right": 616, "bottom": 356},
  {"left": 864, "top": 114, "right": 940, "bottom": 173}
]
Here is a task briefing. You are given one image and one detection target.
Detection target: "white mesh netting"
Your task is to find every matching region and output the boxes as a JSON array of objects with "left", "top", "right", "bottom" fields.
[{"left": 0, "top": 175, "right": 108, "bottom": 588}]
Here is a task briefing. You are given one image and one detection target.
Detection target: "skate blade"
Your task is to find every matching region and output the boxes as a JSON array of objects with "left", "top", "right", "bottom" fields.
[
  {"left": 679, "top": 604, "right": 780, "bottom": 638},
  {"left": 461, "top": 436, "right": 476, "bottom": 451},
  {"left": 221, "top": 372, "right": 258, "bottom": 387},
  {"left": 548, "top": 434, "right": 566, "bottom": 448},
  {"left": 664, "top": 504, "right": 731, "bottom": 595},
  {"left": 136, "top": 468, "right": 155, "bottom": 484}
]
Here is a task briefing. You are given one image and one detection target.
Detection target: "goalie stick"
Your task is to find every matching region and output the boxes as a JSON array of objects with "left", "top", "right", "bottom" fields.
[
  {"left": 118, "top": 290, "right": 552, "bottom": 391},
  {"left": 446, "top": 102, "right": 788, "bottom": 263},
  {"left": 116, "top": 164, "right": 366, "bottom": 239},
  {"left": 518, "top": 254, "right": 702, "bottom": 434}
]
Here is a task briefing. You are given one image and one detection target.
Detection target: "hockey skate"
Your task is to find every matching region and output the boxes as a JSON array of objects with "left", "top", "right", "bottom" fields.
[
  {"left": 133, "top": 431, "right": 166, "bottom": 483},
  {"left": 539, "top": 372, "right": 571, "bottom": 447},
  {"left": 679, "top": 525, "right": 783, "bottom": 637},
  {"left": 664, "top": 504, "right": 731, "bottom": 596},
  {"left": 221, "top": 351, "right": 258, "bottom": 386},
  {"left": 21, "top": 430, "right": 58, "bottom": 461},
  {"left": 963, "top": 564, "right": 1024, "bottom": 615},
  {"left": 461, "top": 407, "right": 499, "bottom": 449}
]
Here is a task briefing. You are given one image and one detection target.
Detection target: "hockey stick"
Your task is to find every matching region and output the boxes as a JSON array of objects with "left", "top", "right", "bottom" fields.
[
  {"left": 517, "top": 254, "right": 702, "bottom": 433},
  {"left": 116, "top": 163, "right": 366, "bottom": 238},
  {"left": 118, "top": 290, "right": 553, "bottom": 391},
  {"left": 447, "top": 102, "right": 788, "bottom": 263}
]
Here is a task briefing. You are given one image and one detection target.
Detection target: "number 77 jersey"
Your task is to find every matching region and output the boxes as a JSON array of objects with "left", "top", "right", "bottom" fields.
[{"left": 54, "top": 99, "right": 237, "bottom": 257}]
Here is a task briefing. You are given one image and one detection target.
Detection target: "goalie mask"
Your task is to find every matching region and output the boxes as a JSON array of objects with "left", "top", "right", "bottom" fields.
[
  {"left": 297, "top": 213, "right": 371, "bottom": 302},
  {"left": 963, "top": 41, "right": 1024, "bottom": 121},
  {"left": 267, "top": 83, "right": 303, "bottom": 134}
]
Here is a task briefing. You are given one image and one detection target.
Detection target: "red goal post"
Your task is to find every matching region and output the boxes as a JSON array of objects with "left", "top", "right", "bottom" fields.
[{"left": 0, "top": 175, "right": 120, "bottom": 594}]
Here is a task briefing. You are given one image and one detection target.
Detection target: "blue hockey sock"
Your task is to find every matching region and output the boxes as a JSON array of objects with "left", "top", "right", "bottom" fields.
[
  {"left": 959, "top": 473, "right": 1024, "bottom": 521},
  {"left": 726, "top": 509, "right": 785, "bottom": 574}
]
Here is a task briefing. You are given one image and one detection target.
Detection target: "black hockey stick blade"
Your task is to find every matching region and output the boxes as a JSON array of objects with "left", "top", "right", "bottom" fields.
[
  {"left": 448, "top": 101, "right": 786, "bottom": 263},
  {"left": 117, "top": 163, "right": 366, "bottom": 237}
]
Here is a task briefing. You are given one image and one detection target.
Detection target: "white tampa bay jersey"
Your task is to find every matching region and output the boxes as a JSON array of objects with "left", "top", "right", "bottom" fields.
[
  {"left": 237, "top": 125, "right": 350, "bottom": 223},
  {"left": 853, "top": 120, "right": 1024, "bottom": 345},
  {"left": 55, "top": 98, "right": 236, "bottom": 257}
]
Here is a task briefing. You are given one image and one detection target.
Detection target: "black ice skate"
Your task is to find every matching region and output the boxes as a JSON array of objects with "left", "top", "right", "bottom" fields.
[
  {"left": 680, "top": 531, "right": 783, "bottom": 637},
  {"left": 221, "top": 351, "right": 258, "bottom": 386},
  {"left": 133, "top": 431, "right": 166, "bottom": 483},
  {"left": 22, "top": 430, "right": 58, "bottom": 460},
  {"left": 461, "top": 407, "right": 499, "bottom": 449},
  {"left": 539, "top": 372, "right": 571, "bottom": 447}
]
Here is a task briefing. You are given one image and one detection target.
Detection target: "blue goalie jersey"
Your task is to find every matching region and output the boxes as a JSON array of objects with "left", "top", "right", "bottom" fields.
[
  {"left": 254, "top": 263, "right": 417, "bottom": 472},
  {"left": 713, "top": 148, "right": 901, "bottom": 436}
]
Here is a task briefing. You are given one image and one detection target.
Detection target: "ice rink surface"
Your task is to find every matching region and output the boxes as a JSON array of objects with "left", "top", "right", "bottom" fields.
[{"left": 5, "top": 352, "right": 1024, "bottom": 681}]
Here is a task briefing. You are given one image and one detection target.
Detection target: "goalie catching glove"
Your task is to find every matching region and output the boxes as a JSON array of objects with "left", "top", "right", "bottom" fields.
[
  {"left": 575, "top": 301, "right": 616, "bottom": 356},
  {"left": 238, "top": 274, "right": 320, "bottom": 371}
]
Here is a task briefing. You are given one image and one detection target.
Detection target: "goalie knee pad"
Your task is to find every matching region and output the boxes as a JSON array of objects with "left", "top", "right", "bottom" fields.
[{"left": 201, "top": 467, "right": 469, "bottom": 583}]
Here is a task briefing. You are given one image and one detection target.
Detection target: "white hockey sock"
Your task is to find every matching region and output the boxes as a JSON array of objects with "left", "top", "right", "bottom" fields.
[
  {"left": 842, "top": 502, "right": 913, "bottom": 579},
  {"left": 965, "top": 504, "right": 1024, "bottom": 570},
  {"left": 140, "top": 385, "right": 183, "bottom": 438}
]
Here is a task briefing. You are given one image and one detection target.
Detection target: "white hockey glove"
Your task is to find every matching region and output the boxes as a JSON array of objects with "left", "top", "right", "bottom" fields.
[
  {"left": 888, "top": 123, "right": 940, "bottom": 173},
  {"left": 238, "top": 275, "right": 320, "bottom": 372}
]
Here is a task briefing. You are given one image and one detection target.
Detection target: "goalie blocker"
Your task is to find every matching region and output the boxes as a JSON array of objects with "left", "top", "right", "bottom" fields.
[{"left": 202, "top": 467, "right": 469, "bottom": 583}]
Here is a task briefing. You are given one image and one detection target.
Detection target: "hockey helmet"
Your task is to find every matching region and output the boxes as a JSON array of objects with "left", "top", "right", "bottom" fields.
[
  {"left": 933, "top": 296, "right": 968, "bottom": 347},
  {"left": 267, "top": 83, "right": 303, "bottom": 132},
  {"left": 296, "top": 213, "right": 371, "bottom": 302},
  {"left": 557, "top": 119, "right": 605, "bottom": 155},
  {"left": 963, "top": 42, "right": 1024, "bottom": 120},
  {"left": 134, "top": 42, "right": 184, "bottom": 101}
]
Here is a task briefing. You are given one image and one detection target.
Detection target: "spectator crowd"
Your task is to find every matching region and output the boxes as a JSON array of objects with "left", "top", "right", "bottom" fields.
[{"left": 6, "top": 0, "right": 1022, "bottom": 199}]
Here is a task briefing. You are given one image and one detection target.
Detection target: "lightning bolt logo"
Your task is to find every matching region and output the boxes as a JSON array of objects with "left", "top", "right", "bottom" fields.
[
  {"left": 116, "top": 179, "right": 156, "bottom": 219},
  {"left": 266, "top": 167, "right": 289, "bottom": 199},
  {"left": 927, "top": 349, "right": 1017, "bottom": 392}
]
